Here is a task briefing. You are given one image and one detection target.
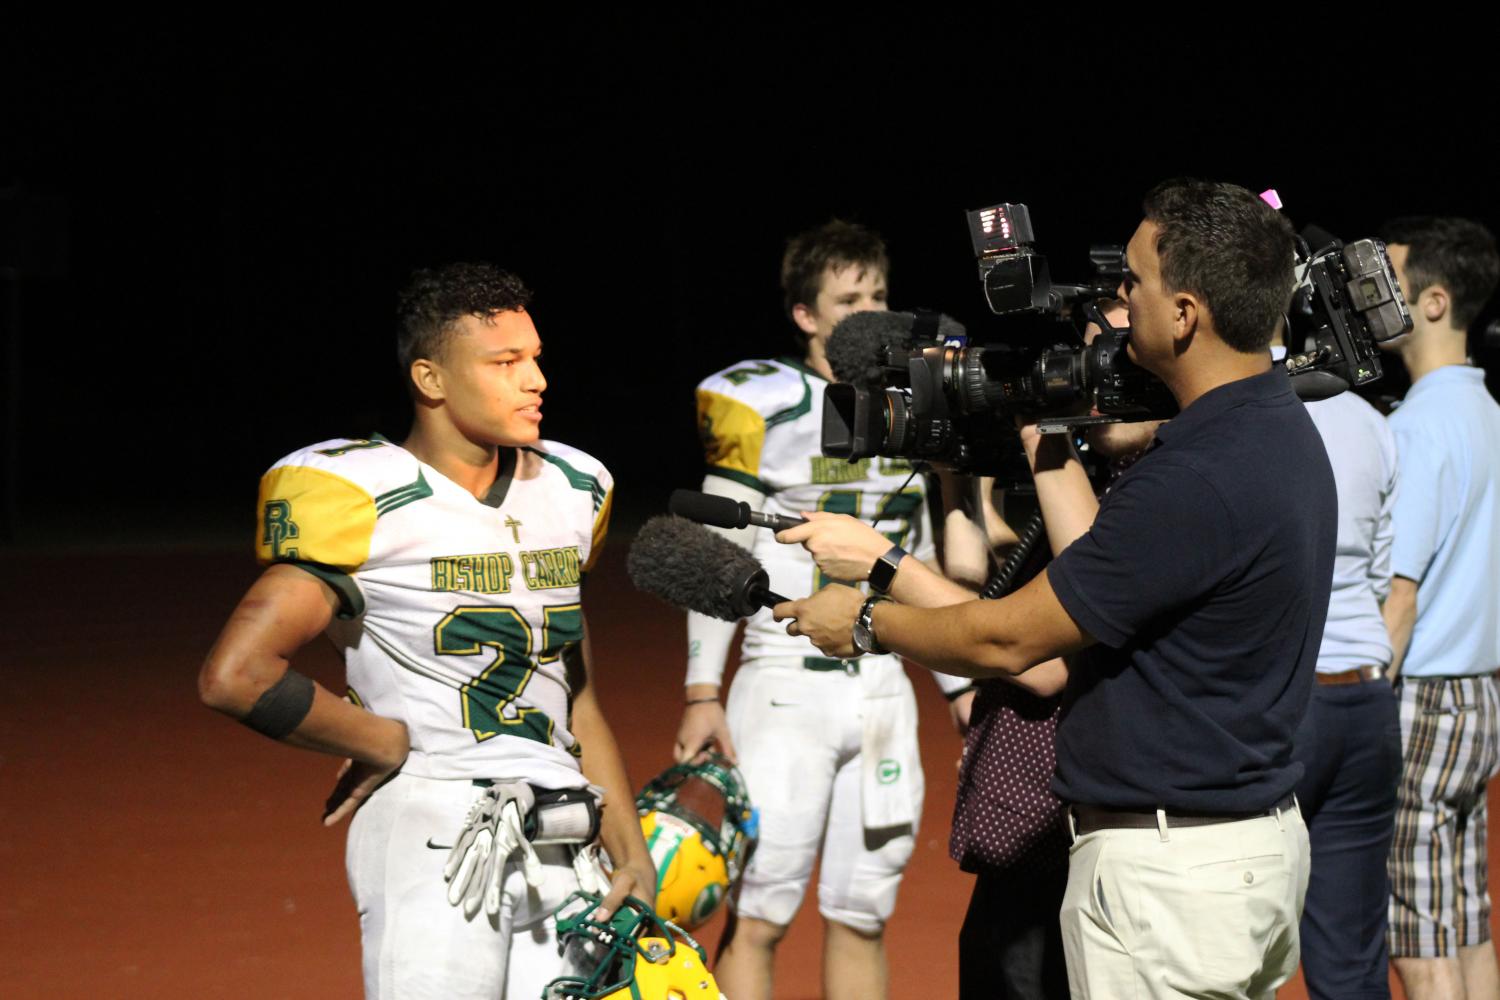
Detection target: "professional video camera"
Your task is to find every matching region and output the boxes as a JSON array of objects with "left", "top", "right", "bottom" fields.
[
  {"left": 1283, "top": 229, "right": 1412, "bottom": 397},
  {"left": 822, "top": 202, "right": 1412, "bottom": 474}
]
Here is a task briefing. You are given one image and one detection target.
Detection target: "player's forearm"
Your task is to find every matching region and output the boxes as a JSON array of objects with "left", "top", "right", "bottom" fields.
[
  {"left": 201, "top": 645, "right": 407, "bottom": 767},
  {"left": 684, "top": 476, "right": 759, "bottom": 688},
  {"left": 685, "top": 612, "right": 736, "bottom": 688},
  {"left": 199, "top": 564, "right": 406, "bottom": 768},
  {"left": 572, "top": 693, "right": 653, "bottom": 874},
  {"left": 283, "top": 688, "right": 410, "bottom": 769}
]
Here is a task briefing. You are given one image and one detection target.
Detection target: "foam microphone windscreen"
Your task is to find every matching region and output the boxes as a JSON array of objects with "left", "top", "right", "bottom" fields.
[
  {"left": 826, "top": 310, "right": 970, "bottom": 387},
  {"left": 627, "top": 515, "right": 767, "bottom": 621},
  {"left": 826, "top": 311, "right": 917, "bottom": 387}
]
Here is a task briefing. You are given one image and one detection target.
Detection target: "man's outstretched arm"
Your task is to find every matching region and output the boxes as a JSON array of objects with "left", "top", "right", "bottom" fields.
[
  {"left": 775, "top": 566, "right": 1092, "bottom": 677},
  {"left": 775, "top": 510, "right": 1070, "bottom": 698}
]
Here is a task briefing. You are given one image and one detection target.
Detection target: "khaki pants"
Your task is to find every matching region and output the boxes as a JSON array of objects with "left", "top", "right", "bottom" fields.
[{"left": 1060, "top": 802, "right": 1310, "bottom": 999}]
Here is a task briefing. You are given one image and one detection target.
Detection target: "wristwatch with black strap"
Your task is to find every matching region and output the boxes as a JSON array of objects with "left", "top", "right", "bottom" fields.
[{"left": 868, "top": 544, "right": 907, "bottom": 596}]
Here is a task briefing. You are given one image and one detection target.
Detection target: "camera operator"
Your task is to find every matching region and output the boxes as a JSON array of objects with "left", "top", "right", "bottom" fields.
[
  {"left": 776, "top": 179, "right": 1335, "bottom": 998},
  {"left": 784, "top": 299, "right": 1155, "bottom": 1000},
  {"left": 1377, "top": 216, "right": 1500, "bottom": 1000}
]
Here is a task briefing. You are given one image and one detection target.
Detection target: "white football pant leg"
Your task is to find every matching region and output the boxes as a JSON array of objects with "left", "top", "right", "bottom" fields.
[
  {"left": 816, "top": 675, "right": 922, "bottom": 934},
  {"left": 347, "top": 773, "right": 577, "bottom": 1000},
  {"left": 725, "top": 660, "right": 841, "bottom": 926}
]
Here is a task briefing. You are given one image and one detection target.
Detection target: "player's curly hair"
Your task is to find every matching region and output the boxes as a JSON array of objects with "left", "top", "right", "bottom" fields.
[
  {"left": 780, "top": 220, "right": 889, "bottom": 320},
  {"left": 396, "top": 263, "right": 533, "bottom": 369},
  {"left": 1379, "top": 216, "right": 1499, "bottom": 329}
]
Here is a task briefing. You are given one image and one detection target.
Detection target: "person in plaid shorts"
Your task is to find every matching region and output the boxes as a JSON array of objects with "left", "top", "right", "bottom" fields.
[{"left": 1379, "top": 216, "right": 1500, "bottom": 1000}]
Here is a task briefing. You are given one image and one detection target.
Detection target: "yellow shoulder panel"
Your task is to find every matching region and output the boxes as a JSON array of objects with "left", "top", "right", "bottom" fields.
[
  {"left": 256, "top": 465, "right": 377, "bottom": 571},
  {"left": 697, "top": 388, "right": 766, "bottom": 480},
  {"left": 584, "top": 485, "right": 614, "bottom": 573}
]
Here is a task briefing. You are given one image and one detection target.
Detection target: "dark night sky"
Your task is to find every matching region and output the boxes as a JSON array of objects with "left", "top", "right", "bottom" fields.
[{"left": 4, "top": 25, "right": 1497, "bottom": 543}]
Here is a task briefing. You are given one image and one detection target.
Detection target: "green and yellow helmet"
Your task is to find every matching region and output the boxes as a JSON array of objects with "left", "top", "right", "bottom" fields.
[
  {"left": 635, "top": 753, "right": 758, "bottom": 929},
  {"left": 543, "top": 891, "right": 724, "bottom": 1000}
]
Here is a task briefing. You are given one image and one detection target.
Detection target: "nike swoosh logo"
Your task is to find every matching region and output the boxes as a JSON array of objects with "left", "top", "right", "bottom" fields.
[
  {"left": 770, "top": 700, "right": 799, "bottom": 708},
  {"left": 426, "top": 839, "right": 454, "bottom": 850}
]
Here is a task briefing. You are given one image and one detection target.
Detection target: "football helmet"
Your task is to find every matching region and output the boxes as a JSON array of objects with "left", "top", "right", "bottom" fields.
[
  {"left": 543, "top": 891, "right": 724, "bottom": 1000},
  {"left": 635, "top": 753, "right": 758, "bottom": 929}
]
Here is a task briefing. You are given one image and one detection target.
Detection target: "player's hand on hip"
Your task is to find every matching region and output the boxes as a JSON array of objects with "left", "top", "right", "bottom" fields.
[
  {"left": 674, "top": 699, "right": 737, "bottom": 765},
  {"left": 773, "top": 584, "right": 864, "bottom": 659},
  {"left": 321, "top": 723, "right": 410, "bottom": 826},
  {"left": 775, "top": 511, "right": 889, "bottom": 583}
]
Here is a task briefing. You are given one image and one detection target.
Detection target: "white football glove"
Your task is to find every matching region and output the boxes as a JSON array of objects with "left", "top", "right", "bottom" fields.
[
  {"left": 443, "top": 782, "right": 542, "bottom": 918},
  {"left": 571, "top": 842, "right": 612, "bottom": 897}
]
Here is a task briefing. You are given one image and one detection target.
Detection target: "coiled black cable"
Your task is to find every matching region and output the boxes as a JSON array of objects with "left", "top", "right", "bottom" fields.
[{"left": 979, "top": 510, "right": 1045, "bottom": 600}]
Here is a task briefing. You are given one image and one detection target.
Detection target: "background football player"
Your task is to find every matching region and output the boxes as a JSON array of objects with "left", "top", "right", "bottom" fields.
[
  {"left": 199, "top": 263, "right": 655, "bottom": 999},
  {"left": 674, "top": 220, "right": 972, "bottom": 1000}
]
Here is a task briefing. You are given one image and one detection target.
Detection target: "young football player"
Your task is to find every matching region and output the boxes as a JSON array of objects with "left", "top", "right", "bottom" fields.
[
  {"left": 198, "top": 263, "right": 654, "bottom": 999},
  {"left": 673, "top": 221, "right": 971, "bottom": 1000}
]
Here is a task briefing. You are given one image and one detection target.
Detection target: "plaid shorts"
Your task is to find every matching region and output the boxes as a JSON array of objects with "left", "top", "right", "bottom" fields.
[{"left": 1388, "top": 674, "right": 1500, "bottom": 957}]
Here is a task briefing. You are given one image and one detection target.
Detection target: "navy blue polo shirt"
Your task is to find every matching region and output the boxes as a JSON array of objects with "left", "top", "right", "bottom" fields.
[{"left": 1047, "top": 365, "right": 1336, "bottom": 813}]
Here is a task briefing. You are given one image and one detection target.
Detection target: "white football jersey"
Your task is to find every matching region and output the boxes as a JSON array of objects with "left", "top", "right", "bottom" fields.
[
  {"left": 696, "top": 357, "right": 935, "bottom": 661},
  {"left": 255, "top": 437, "right": 612, "bottom": 789}
]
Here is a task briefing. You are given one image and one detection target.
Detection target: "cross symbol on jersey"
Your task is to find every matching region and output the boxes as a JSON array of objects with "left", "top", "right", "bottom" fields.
[{"left": 504, "top": 516, "right": 523, "bottom": 543}]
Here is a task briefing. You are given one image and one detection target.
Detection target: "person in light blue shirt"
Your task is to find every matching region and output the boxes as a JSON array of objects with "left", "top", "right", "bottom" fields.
[
  {"left": 1291, "top": 385, "right": 1401, "bottom": 1000},
  {"left": 1388, "top": 365, "right": 1500, "bottom": 678},
  {"left": 1379, "top": 215, "right": 1500, "bottom": 1000}
]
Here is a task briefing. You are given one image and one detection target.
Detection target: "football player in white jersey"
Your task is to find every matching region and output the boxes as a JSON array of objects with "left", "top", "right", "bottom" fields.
[
  {"left": 199, "top": 264, "right": 654, "bottom": 999},
  {"left": 674, "top": 222, "right": 972, "bottom": 1000}
]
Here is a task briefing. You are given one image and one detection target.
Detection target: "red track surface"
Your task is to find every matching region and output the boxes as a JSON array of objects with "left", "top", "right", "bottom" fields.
[{"left": 0, "top": 546, "right": 1491, "bottom": 998}]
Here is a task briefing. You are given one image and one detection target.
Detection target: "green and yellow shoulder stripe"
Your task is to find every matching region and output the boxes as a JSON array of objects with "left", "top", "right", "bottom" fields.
[{"left": 255, "top": 437, "right": 430, "bottom": 616}]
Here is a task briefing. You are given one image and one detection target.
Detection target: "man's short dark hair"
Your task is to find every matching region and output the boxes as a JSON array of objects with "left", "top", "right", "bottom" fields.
[
  {"left": 780, "top": 220, "right": 889, "bottom": 319},
  {"left": 1142, "top": 179, "right": 1296, "bottom": 354},
  {"left": 396, "top": 263, "right": 532, "bottom": 369},
  {"left": 1379, "top": 216, "right": 1500, "bottom": 330}
]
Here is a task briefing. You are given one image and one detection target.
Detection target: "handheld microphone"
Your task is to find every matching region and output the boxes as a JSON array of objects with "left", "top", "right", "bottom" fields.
[
  {"left": 670, "top": 489, "right": 807, "bottom": 533},
  {"left": 627, "top": 516, "right": 789, "bottom": 621}
]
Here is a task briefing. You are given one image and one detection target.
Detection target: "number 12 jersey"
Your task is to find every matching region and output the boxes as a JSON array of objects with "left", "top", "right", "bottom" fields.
[{"left": 696, "top": 357, "right": 935, "bottom": 662}]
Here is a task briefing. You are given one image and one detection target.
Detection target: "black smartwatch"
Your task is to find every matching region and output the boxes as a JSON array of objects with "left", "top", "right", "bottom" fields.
[
  {"left": 852, "top": 595, "right": 892, "bottom": 656},
  {"left": 868, "top": 544, "right": 907, "bottom": 595}
]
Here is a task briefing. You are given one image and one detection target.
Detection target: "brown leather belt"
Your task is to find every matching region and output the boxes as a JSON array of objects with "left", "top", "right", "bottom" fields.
[
  {"left": 1071, "top": 794, "right": 1296, "bottom": 836},
  {"left": 1316, "top": 665, "right": 1388, "bottom": 686}
]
